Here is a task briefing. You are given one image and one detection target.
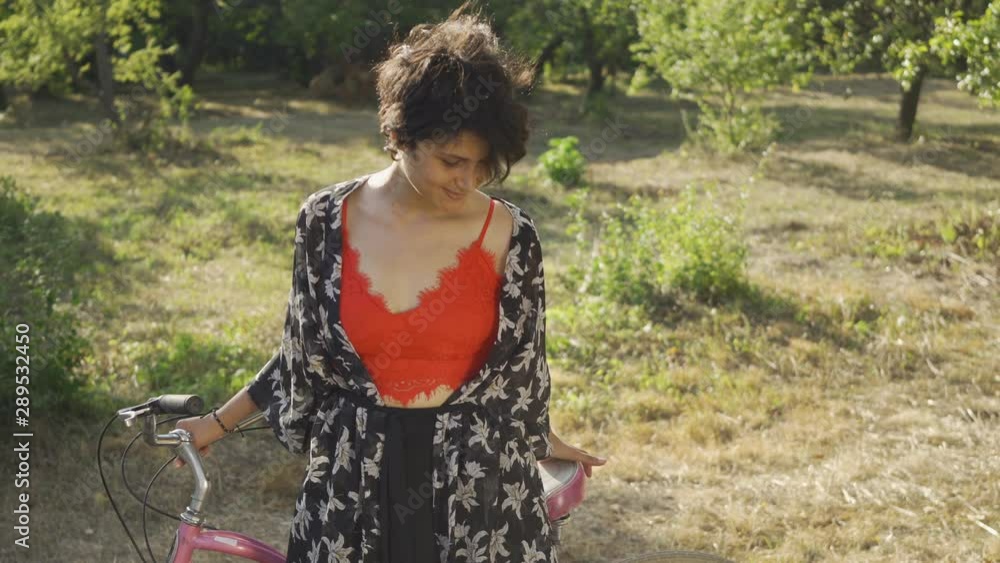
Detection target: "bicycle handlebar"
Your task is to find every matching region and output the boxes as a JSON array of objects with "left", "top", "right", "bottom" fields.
[
  {"left": 115, "top": 394, "right": 235, "bottom": 527},
  {"left": 153, "top": 394, "right": 204, "bottom": 415},
  {"left": 117, "top": 394, "right": 204, "bottom": 425}
]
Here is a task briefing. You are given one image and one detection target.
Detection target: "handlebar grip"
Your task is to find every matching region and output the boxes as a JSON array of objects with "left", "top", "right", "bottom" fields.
[{"left": 153, "top": 394, "right": 204, "bottom": 415}]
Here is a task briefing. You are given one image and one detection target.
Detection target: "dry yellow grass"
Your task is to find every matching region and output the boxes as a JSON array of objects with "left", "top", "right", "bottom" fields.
[{"left": 0, "top": 72, "right": 996, "bottom": 562}]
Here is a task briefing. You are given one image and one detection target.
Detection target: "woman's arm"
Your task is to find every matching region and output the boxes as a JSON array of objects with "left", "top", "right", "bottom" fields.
[
  {"left": 242, "top": 193, "right": 332, "bottom": 456},
  {"left": 215, "top": 387, "right": 261, "bottom": 431},
  {"left": 172, "top": 386, "right": 262, "bottom": 468},
  {"left": 546, "top": 428, "right": 608, "bottom": 478}
]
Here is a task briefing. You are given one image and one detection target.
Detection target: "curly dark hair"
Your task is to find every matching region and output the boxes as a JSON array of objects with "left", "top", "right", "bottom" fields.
[{"left": 372, "top": 2, "right": 535, "bottom": 186}]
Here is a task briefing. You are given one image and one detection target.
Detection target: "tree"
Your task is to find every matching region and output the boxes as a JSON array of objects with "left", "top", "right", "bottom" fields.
[
  {"left": 930, "top": 1, "right": 1000, "bottom": 105},
  {"left": 632, "top": 0, "right": 818, "bottom": 153},
  {"left": 0, "top": 0, "right": 192, "bottom": 140},
  {"left": 179, "top": 0, "right": 214, "bottom": 86},
  {"left": 505, "top": 0, "right": 639, "bottom": 99},
  {"left": 0, "top": 0, "right": 95, "bottom": 97},
  {"left": 819, "top": 0, "right": 993, "bottom": 141}
]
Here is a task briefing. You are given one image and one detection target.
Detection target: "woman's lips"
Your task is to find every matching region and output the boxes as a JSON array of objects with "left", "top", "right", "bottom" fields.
[{"left": 444, "top": 187, "right": 465, "bottom": 200}]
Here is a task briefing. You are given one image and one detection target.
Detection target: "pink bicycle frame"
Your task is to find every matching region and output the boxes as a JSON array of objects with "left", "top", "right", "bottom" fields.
[
  {"left": 157, "top": 406, "right": 585, "bottom": 562},
  {"left": 166, "top": 523, "right": 285, "bottom": 563},
  {"left": 163, "top": 461, "right": 585, "bottom": 562}
]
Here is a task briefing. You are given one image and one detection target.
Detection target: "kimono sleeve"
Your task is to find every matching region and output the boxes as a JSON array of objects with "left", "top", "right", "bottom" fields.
[
  {"left": 243, "top": 197, "right": 326, "bottom": 456},
  {"left": 514, "top": 218, "right": 554, "bottom": 462}
]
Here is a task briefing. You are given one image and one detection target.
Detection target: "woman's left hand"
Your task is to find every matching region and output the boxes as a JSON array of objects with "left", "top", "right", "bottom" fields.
[{"left": 546, "top": 430, "right": 608, "bottom": 478}]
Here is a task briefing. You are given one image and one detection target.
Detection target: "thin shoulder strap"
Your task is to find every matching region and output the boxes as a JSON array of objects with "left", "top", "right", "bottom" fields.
[
  {"left": 341, "top": 192, "right": 349, "bottom": 240},
  {"left": 475, "top": 199, "right": 496, "bottom": 247}
]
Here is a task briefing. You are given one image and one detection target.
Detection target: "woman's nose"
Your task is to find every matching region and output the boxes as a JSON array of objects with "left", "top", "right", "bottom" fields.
[{"left": 455, "top": 172, "right": 476, "bottom": 190}]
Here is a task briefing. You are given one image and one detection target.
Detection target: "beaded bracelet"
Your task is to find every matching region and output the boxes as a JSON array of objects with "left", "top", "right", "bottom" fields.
[{"left": 210, "top": 408, "right": 245, "bottom": 437}]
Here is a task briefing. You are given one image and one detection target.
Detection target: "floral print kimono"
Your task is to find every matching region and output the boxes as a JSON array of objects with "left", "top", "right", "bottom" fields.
[{"left": 244, "top": 175, "right": 558, "bottom": 563}]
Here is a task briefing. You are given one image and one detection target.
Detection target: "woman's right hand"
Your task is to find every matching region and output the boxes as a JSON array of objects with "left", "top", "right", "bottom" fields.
[{"left": 172, "top": 414, "right": 225, "bottom": 469}]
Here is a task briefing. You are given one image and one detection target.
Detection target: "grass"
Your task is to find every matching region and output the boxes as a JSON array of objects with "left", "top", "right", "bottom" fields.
[{"left": 0, "top": 70, "right": 997, "bottom": 562}]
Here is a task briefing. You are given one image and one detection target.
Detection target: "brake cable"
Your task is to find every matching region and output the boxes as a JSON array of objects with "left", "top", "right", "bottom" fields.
[
  {"left": 98, "top": 408, "right": 268, "bottom": 562},
  {"left": 133, "top": 420, "right": 269, "bottom": 563},
  {"left": 97, "top": 413, "right": 150, "bottom": 563},
  {"left": 121, "top": 416, "right": 192, "bottom": 524}
]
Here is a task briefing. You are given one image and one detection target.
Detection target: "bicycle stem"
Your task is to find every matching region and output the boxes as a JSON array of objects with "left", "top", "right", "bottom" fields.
[
  {"left": 154, "top": 411, "right": 268, "bottom": 526},
  {"left": 141, "top": 415, "right": 212, "bottom": 526}
]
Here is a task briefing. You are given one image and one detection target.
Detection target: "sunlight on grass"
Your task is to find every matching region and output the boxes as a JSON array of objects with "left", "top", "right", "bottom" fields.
[{"left": 1, "top": 73, "right": 997, "bottom": 563}]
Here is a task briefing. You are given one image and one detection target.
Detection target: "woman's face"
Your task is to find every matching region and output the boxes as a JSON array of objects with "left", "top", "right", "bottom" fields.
[{"left": 397, "top": 129, "right": 491, "bottom": 211}]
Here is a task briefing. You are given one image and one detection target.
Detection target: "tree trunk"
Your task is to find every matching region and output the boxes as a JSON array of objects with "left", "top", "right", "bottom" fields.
[
  {"left": 180, "top": 0, "right": 212, "bottom": 86},
  {"left": 532, "top": 35, "right": 563, "bottom": 81},
  {"left": 579, "top": 7, "right": 604, "bottom": 95},
  {"left": 587, "top": 60, "right": 604, "bottom": 94},
  {"left": 63, "top": 51, "right": 97, "bottom": 95},
  {"left": 93, "top": 31, "right": 120, "bottom": 126},
  {"left": 896, "top": 70, "right": 926, "bottom": 142}
]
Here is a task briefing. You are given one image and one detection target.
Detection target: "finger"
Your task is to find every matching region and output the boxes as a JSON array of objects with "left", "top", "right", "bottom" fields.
[
  {"left": 584, "top": 464, "right": 592, "bottom": 478},
  {"left": 575, "top": 450, "right": 607, "bottom": 466},
  {"left": 572, "top": 446, "right": 608, "bottom": 464}
]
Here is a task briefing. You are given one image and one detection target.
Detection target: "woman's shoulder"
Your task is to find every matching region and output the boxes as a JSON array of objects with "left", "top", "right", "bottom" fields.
[
  {"left": 489, "top": 194, "right": 541, "bottom": 244},
  {"left": 306, "top": 176, "right": 367, "bottom": 207},
  {"left": 294, "top": 176, "right": 368, "bottom": 225},
  {"left": 486, "top": 195, "right": 547, "bottom": 284}
]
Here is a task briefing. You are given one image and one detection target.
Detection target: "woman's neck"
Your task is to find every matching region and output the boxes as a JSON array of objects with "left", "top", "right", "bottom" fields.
[{"left": 371, "top": 161, "right": 475, "bottom": 223}]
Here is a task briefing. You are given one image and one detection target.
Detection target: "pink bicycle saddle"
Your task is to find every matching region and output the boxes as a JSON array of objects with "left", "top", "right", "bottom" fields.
[{"left": 539, "top": 458, "right": 586, "bottom": 521}]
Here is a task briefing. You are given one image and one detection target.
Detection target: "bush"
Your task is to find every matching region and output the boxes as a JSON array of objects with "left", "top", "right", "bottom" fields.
[
  {"left": 0, "top": 176, "right": 97, "bottom": 418},
  {"left": 633, "top": 0, "right": 815, "bottom": 154},
  {"left": 564, "top": 183, "right": 749, "bottom": 306},
  {"left": 536, "top": 135, "right": 587, "bottom": 187},
  {"left": 137, "top": 332, "right": 257, "bottom": 408},
  {"left": 861, "top": 204, "right": 1000, "bottom": 264},
  {"left": 682, "top": 103, "right": 781, "bottom": 155}
]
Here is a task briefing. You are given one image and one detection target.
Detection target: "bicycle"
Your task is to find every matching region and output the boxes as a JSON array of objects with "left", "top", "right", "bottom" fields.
[{"left": 99, "top": 394, "right": 734, "bottom": 563}]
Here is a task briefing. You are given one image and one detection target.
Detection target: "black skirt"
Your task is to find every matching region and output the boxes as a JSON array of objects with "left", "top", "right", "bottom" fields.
[{"left": 330, "top": 387, "right": 481, "bottom": 563}]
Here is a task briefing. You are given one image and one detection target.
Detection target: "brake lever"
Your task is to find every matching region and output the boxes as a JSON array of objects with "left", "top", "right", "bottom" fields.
[{"left": 117, "top": 406, "right": 152, "bottom": 427}]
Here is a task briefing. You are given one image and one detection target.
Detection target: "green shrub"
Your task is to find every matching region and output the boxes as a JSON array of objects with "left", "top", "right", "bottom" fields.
[
  {"left": 137, "top": 332, "right": 257, "bottom": 408},
  {"left": 564, "top": 184, "right": 749, "bottom": 306},
  {"left": 580, "top": 90, "right": 614, "bottom": 122},
  {"left": 536, "top": 136, "right": 587, "bottom": 187},
  {"left": 633, "top": 0, "right": 816, "bottom": 154},
  {"left": 210, "top": 122, "right": 266, "bottom": 147},
  {"left": 682, "top": 103, "right": 781, "bottom": 155},
  {"left": 0, "top": 176, "right": 97, "bottom": 418},
  {"left": 861, "top": 204, "right": 1000, "bottom": 263},
  {"left": 936, "top": 205, "right": 1000, "bottom": 260}
]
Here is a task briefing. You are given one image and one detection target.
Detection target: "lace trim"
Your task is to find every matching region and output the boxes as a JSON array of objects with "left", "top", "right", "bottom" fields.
[{"left": 343, "top": 237, "right": 502, "bottom": 317}]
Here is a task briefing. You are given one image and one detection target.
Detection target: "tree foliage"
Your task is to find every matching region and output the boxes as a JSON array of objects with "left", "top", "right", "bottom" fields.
[
  {"left": 0, "top": 0, "right": 193, "bottom": 142},
  {"left": 818, "top": 0, "right": 994, "bottom": 139},
  {"left": 632, "top": 0, "right": 818, "bottom": 153},
  {"left": 505, "top": 0, "right": 639, "bottom": 96},
  {"left": 930, "top": 1, "right": 1000, "bottom": 105}
]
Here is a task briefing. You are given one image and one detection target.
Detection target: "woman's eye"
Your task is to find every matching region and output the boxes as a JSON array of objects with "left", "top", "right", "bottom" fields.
[{"left": 442, "top": 159, "right": 460, "bottom": 167}]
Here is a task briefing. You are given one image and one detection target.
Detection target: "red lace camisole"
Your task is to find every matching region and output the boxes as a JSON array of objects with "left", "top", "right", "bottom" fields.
[{"left": 340, "top": 196, "right": 504, "bottom": 407}]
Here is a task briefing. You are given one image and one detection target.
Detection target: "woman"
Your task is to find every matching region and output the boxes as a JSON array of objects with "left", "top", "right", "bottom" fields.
[{"left": 175, "top": 5, "right": 606, "bottom": 562}]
